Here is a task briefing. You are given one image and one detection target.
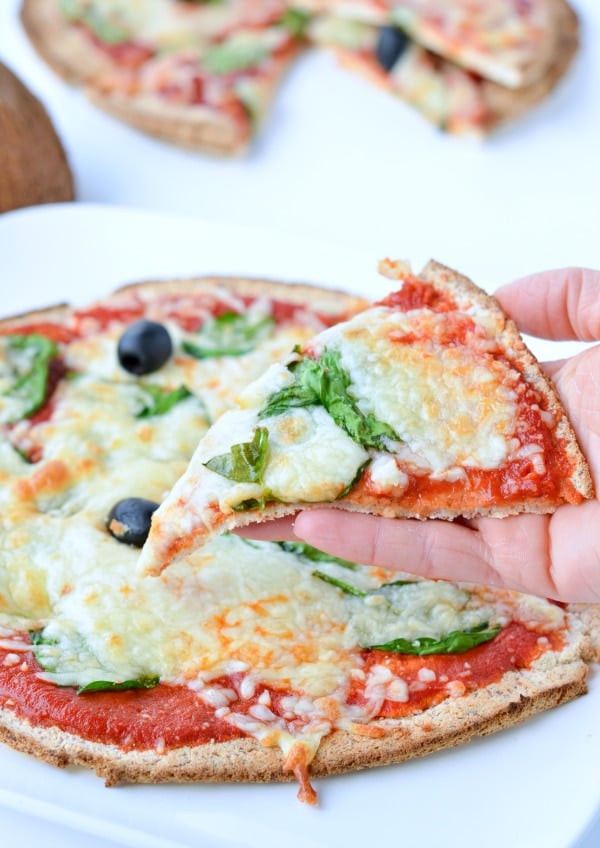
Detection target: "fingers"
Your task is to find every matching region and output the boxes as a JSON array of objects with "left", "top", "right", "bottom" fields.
[
  {"left": 234, "top": 515, "right": 298, "bottom": 542},
  {"left": 293, "top": 509, "right": 508, "bottom": 587},
  {"left": 293, "top": 509, "right": 600, "bottom": 602},
  {"left": 495, "top": 267, "right": 600, "bottom": 342}
]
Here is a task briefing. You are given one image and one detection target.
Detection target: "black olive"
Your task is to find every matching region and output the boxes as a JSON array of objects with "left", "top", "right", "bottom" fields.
[
  {"left": 375, "top": 26, "right": 410, "bottom": 72},
  {"left": 117, "top": 320, "right": 173, "bottom": 375},
  {"left": 106, "top": 497, "right": 159, "bottom": 547}
]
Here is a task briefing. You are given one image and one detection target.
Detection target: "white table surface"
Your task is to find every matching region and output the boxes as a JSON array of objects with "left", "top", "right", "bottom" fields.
[{"left": 1, "top": 1, "right": 600, "bottom": 845}]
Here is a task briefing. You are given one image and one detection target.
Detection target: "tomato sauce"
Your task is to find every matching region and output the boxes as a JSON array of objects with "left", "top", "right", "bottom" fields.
[
  {"left": 0, "top": 623, "right": 560, "bottom": 752},
  {"left": 73, "top": 303, "right": 146, "bottom": 331},
  {"left": 0, "top": 648, "right": 240, "bottom": 749},
  {"left": 351, "top": 622, "right": 562, "bottom": 718},
  {"left": 359, "top": 279, "right": 581, "bottom": 506},
  {"left": 377, "top": 279, "right": 456, "bottom": 313},
  {"left": 0, "top": 323, "right": 77, "bottom": 344}
]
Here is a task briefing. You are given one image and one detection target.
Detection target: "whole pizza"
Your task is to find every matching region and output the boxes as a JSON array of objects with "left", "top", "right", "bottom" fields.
[
  {"left": 0, "top": 264, "right": 597, "bottom": 804},
  {"left": 21, "top": 0, "right": 580, "bottom": 153}
]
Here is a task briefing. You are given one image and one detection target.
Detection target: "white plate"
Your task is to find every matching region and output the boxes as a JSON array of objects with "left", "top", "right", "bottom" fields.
[{"left": 1, "top": 204, "right": 599, "bottom": 848}]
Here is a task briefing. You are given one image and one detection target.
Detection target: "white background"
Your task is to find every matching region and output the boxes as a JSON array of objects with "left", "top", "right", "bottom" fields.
[{"left": 1, "top": 0, "right": 600, "bottom": 845}]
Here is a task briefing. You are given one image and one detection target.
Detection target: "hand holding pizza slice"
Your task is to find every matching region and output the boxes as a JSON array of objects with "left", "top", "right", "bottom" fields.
[{"left": 138, "top": 261, "right": 594, "bottom": 580}]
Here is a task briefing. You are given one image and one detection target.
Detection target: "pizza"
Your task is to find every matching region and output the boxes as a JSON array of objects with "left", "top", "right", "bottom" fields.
[
  {"left": 0, "top": 266, "right": 598, "bottom": 804},
  {"left": 138, "top": 259, "right": 592, "bottom": 574},
  {"left": 308, "top": 0, "right": 578, "bottom": 136},
  {"left": 20, "top": 0, "right": 579, "bottom": 152},
  {"left": 302, "top": 0, "right": 564, "bottom": 88}
]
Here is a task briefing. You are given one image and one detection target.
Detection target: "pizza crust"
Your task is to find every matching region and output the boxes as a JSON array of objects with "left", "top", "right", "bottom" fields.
[{"left": 0, "top": 610, "right": 590, "bottom": 789}]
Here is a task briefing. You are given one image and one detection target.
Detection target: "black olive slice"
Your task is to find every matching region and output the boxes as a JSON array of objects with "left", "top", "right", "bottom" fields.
[
  {"left": 106, "top": 497, "right": 159, "bottom": 547},
  {"left": 118, "top": 320, "right": 173, "bottom": 375},
  {"left": 375, "top": 26, "right": 410, "bottom": 72}
]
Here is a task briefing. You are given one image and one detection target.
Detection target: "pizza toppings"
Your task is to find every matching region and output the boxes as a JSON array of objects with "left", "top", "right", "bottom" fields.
[
  {"left": 375, "top": 24, "right": 410, "bottom": 70},
  {"left": 106, "top": 497, "right": 160, "bottom": 547},
  {"left": 182, "top": 308, "right": 275, "bottom": 358},
  {"left": 117, "top": 319, "right": 173, "bottom": 375},
  {"left": 0, "top": 334, "right": 59, "bottom": 424}
]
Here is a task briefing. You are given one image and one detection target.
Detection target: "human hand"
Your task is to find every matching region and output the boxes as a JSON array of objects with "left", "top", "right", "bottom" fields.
[{"left": 239, "top": 268, "right": 600, "bottom": 603}]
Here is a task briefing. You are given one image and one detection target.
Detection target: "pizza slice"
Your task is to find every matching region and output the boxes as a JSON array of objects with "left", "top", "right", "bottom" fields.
[
  {"left": 138, "top": 259, "right": 593, "bottom": 576},
  {"left": 21, "top": 0, "right": 309, "bottom": 154},
  {"left": 307, "top": 0, "right": 578, "bottom": 135},
  {"left": 301, "top": 0, "right": 564, "bottom": 89}
]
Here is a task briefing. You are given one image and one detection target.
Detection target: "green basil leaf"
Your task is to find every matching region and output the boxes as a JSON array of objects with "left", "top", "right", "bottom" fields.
[
  {"left": 280, "top": 8, "right": 311, "bottom": 38},
  {"left": 260, "top": 348, "right": 399, "bottom": 449},
  {"left": 276, "top": 541, "right": 358, "bottom": 570},
  {"left": 2, "top": 334, "right": 58, "bottom": 422},
  {"left": 202, "top": 39, "right": 270, "bottom": 76},
  {"left": 77, "top": 676, "right": 160, "bottom": 695},
  {"left": 379, "top": 579, "right": 416, "bottom": 588},
  {"left": 59, "top": 0, "right": 131, "bottom": 43},
  {"left": 29, "top": 628, "right": 53, "bottom": 647},
  {"left": 136, "top": 384, "right": 192, "bottom": 418},
  {"left": 205, "top": 426, "right": 269, "bottom": 484},
  {"left": 312, "top": 570, "right": 367, "bottom": 597},
  {"left": 183, "top": 311, "right": 274, "bottom": 359},
  {"left": 29, "top": 628, "right": 59, "bottom": 672},
  {"left": 232, "top": 494, "right": 272, "bottom": 512},
  {"left": 367, "top": 623, "right": 501, "bottom": 655}
]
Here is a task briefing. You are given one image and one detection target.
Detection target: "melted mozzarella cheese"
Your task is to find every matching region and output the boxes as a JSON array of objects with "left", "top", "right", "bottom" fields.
[{"left": 319, "top": 306, "right": 520, "bottom": 473}]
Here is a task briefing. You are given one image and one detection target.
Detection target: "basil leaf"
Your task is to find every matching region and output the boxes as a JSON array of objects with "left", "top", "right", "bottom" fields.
[
  {"left": 312, "top": 570, "right": 367, "bottom": 597},
  {"left": 29, "top": 628, "right": 59, "bottom": 672},
  {"left": 183, "top": 311, "right": 274, "bottom": 358},
  {"left": 77, "top": 676, "right": 160, "bottom": 695},
  {"left": 260, "top": 348, "right": 399, "bottom": 449},
  {"left": 2, "top": 334, "right": 58, "bottom": 422},
  {"left": 379, "top": 579, "right": 416, "bottom": 588},
  {"left": 232, "top": 494, "right": 272, "bottom": 512},
  {"left": 280, "top": 8, "right": 311, "bottom": 38},
  {"left": 367, "top": 623, "right": 501, "bottom": 655},
  {"left": 136, "top": 384, "right": 192, "bottom": 418},
  {"left": 205, "top": 426, "right": 269, "bottom": 484},
  {"left": 276, "top": 541, "right": 358, "bottom": 570},
  {"left": 202, "top": 39, "right": 270, "bottom": 76},
  {"left": 59, "top": 0, "right": 131, "bottom": 43}
]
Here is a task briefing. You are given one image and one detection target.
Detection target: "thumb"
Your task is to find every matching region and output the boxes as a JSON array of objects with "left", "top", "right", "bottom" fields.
[{"left": 495, "top": 268, "right": 600, "bottom": 343}]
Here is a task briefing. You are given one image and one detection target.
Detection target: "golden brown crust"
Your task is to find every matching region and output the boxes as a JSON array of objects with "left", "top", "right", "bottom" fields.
[
  {"left": 567, "top": 604, "right": 600, "bottom": 663},
  {"left": 0, "top": 302, "right": 71, "bottom": 329},
  {"left": 0, "top": 611, "right": 589, "bottom": 786}
]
